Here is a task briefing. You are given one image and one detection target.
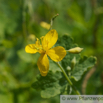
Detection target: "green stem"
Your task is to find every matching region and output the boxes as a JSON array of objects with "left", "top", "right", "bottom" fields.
[
  {"left": 21, "top": 0, "right": 28, "bottom": 43},
  {"left": 49, "top": 14, "right": 59, "bottom": 30},
  {"left": 56, "top": 62, "right": 81, "bottom": 95}
]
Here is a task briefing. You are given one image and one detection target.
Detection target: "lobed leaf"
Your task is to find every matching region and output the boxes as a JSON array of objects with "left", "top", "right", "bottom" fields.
[
  {"left": 56, "top": 35, "right": 97, "bottom": 81},
  {"left": 71, "top": 56, "right": 97, "bottom": 81},
  {"left": 32, "top": 71, "right": 63, "bottom": 98}
]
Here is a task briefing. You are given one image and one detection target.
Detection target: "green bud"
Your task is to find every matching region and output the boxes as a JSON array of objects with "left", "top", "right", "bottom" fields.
[
  {"left": 68, "top": 47, "right": 83, "bottom": 54},
  {"left": 66, "top": 66, "right": 71, "bottom": 71},
  {"left": 71, "top": 57, "right": 76, "bottom": 70}
]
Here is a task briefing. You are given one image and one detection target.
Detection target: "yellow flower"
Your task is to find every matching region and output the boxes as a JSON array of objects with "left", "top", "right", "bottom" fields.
[{"left": 25, "top": 29, "right": 66, "bottom": 76}]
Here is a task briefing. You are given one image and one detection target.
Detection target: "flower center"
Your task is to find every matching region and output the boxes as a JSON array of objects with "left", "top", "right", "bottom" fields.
[
  {"left": 35, "top": 46, "right": 42, "bottom": 50},
  {"left": 35, "top": 37, "right": 47, "bottom": 54}
]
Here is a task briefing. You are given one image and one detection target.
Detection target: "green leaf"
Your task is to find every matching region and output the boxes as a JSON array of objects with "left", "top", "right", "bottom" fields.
[
  {"left": 56, "top": 35, "right": 97, "bottom": 81},
  {"left": 2, "top": 39, "right": 14, "bottom": 48},
  {"left": 71, "top": 56, "right": 97, "bottom": 81},
  {"left": 17, "top": 49, "right": 33, "bottom": 63},
  {"left": 67, "top": 2, "right": 86, "bottom": 27},
  {"left": 32, "top": 71, "right": 62, "bottom": 98},
  {"left": 32, "top": 71, "right": 62, "bottom": 89},
  {"left": 5, "top": 73, "right": 18, "bottom": 89},
  {"left": 0, "top": 93, "right": 13, "bottom": 103},
  {"left": 49, "top": 60, "right": 61, "bottom": 73},
  {"left": 56, "top": 35, "right": 74, "bottom": 50},
  {"left": 41, "top": 83, "right": 61, "bottom": 98}
]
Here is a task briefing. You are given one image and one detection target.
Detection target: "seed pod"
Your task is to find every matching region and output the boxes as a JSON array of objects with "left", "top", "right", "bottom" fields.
[{"left": 68, "top": 47, "right": 83, "bottom": 54}]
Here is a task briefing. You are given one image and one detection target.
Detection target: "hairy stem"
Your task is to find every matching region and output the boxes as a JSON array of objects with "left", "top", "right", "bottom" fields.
[
  {"left": 49, "top": 14, "right": 59, "bottom": 30},
  {"left": 56, "top": 62, "right": 81, "bottom": 95}
]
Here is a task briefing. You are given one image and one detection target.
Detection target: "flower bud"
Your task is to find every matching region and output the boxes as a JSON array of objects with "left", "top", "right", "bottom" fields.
[
  {"left": 40, "top": 21, "right": 50, "bottom": 30},
  {"left": 71, "top": 57, "right": 76, "bottom": 70},
  {"left": 66, "top": 66, "right": 71, "bottom": 71},
  {"left": 67, "top": 66, "right": 71, "bottom": 76},
  {"left": 68, "top": 47, "right": 83, "bottom": 54},
  {"left": 28, "top": 34, "right": 36, "bottom": 41}
]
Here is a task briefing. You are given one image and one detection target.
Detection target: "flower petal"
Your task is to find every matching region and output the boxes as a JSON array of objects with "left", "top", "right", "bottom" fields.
[
  {"left": 47, "top": 46, "right": 66, "bottom": 62},
  {"left": 25, "top": 44, "right": 37, "bottom": 53},
  {"left": 42, "top": 29, "right": 58, "bottom": 50},
  {"left": 37, "top": 53, "right": 49, "bottom": 76}
]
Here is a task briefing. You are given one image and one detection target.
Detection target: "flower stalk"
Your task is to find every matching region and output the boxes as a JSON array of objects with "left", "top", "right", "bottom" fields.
[
  {"left": 56, "top": 62, "right": 81, "bottom": 95},
  {"left": 49, "top": 13, "right": 59, "bottom": 30}
]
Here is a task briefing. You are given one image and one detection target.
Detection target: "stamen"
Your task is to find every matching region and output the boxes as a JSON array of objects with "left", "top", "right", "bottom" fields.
[
  {"left": 40, "top": 36, "right": 44, "bottom": 44},
  {"left": 36, "top": 38, "right": 40, "bottom": 46}
]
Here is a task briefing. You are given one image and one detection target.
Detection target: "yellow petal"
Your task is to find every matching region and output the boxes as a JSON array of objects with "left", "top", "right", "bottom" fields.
[
  {"left": 37, "top": 53, "right": 49, "bottom": 76},
  {"left": 47, "top": 46, "right": 66, "bottom": 62},
  {"left": 42, "top": 29, "right": 58, "bottom": 50},
  {"left": 25, "top": 38, "right": 44, "bottom": 54},
  {"left": 25, "top": 44, "right": 37, "bottom": 53}
]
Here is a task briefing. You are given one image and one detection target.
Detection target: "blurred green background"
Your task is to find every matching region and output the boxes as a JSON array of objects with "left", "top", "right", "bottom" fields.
[{"left": 0, "top": 0, "right": 103, "bottom": 103}]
